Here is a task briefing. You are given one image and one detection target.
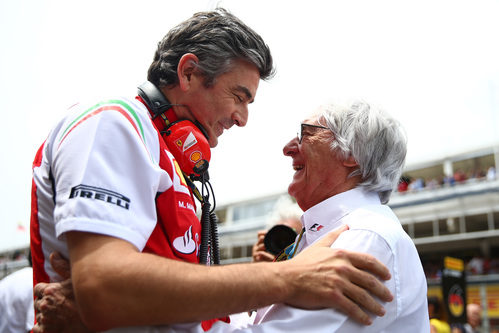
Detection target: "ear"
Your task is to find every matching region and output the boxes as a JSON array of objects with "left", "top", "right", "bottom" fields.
[
  {"left": 177, "top": 53, "right": 200, "bottom": 91},
  {"left": 343, "top": 155, "right": 358, "bottom": 168}
]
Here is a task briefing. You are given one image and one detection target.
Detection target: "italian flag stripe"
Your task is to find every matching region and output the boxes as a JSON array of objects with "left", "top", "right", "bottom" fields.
[{"left": 58, "top": 99, "right": 146, "bottom": 145}]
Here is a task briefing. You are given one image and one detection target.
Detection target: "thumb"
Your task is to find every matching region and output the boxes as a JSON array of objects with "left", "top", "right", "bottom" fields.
[
  {"left": 49, "top": 251, "right": 71, "bottom": 279},
  {"left": 312, "top": 224, "right": 349, "bottom": 248}
]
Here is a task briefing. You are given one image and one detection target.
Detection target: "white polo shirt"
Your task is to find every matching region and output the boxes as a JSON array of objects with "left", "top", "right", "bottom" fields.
[
  {"left": 207, "top": 188, "right": 429, "bottom": 332},
  {"left": 0, "top": 267, "right": 34, "bottom": 333}
]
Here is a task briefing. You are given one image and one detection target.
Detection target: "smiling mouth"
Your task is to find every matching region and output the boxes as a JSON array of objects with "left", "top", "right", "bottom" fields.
[
  {"left": 215, "top": 125, "right": 224, "bottom": 137},
  {"left": 216, "top": 122, "right": 229, "bottom": 137},
  {"left": 293, "top": 165, "right": 304, "bottom": 171}
]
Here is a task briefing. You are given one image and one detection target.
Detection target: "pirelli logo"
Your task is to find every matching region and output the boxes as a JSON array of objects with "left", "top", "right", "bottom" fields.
[{"left": 69, "top": 184, "right": 130, "bottom": 210}]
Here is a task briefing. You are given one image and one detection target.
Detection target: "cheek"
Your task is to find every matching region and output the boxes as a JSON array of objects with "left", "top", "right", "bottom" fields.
[
  {"left": 218, "top": 100, "right": 235, "bottom": 118},
  {"left": 206, "top": 99, "right": 229, "bottom": 123},
  {"left": 189, "top": 98, "right": 208, "bottom": 121},
  {"left": 303, "top": 165, "right": 322, "bottom": 189},
  {"left": 303, "top": 152, "right": 323, "bottom": 177},
  {"left": 304, "top": 152, "right": 335, "bottom": 187},
  {"left": 197, "top": 103, "right": 218, "bottom": 127}
]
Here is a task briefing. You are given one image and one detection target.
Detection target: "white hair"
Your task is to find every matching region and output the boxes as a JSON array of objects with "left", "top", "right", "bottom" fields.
[{"left": 320, "top": 100, "right": 407, "bottom": 204}]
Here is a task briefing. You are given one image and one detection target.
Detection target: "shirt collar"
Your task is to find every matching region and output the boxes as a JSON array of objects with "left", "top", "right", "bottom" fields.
[
  {"left": 300, "top": 187, "right": 381, "bottom": 243},
  {"left": 135, "top": 95, "right": 178, "bottom": 130}
]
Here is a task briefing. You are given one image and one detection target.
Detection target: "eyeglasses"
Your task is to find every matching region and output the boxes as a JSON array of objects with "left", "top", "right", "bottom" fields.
[{"left": 297, "top": 123, "right": 329, "bottom": 144}]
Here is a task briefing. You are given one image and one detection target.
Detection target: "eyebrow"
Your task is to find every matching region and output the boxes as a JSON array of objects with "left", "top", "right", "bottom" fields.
[{"left": 234, "top": 85, "right": 254, "bottom": 104}]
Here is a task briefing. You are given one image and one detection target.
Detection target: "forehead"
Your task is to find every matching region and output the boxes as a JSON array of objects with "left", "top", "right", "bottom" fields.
[
  {"left": 302, "top": 113, "right": 329, "bottom": 128},
  {"left": 301, "top": 106, "right": 326, "bottom": 124},
  {"left": 224, "top": 60, "right": 260, "bottom": 88},
  {"left": 301, "top": 114, "right": 320, "bottom": 125}
]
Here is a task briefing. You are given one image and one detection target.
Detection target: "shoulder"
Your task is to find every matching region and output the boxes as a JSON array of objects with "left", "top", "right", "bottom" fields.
[
  {"left": 61, "top": 97, "right": 152, "bottom": 136},
  {"left": 335, "top": 204, "right": 420, "bottom": 267},
  {"left": 342, "top": 204, "right": 406, "bottom": 246},
  {"left": 53, "top": 97, "right": 160, "bottom": 160}
]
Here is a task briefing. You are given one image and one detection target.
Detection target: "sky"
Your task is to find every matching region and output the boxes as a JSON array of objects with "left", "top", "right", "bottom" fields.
[{"left": 1, "top": 0, "right": 498, "bottom": 252}]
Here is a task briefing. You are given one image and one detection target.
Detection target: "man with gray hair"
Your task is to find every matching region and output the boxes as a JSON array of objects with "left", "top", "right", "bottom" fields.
[
  {"left": 262, "top": 100, "right": 428, "bottom": 331},
  {"left": 206, "top": 100, "right": 428, "bottom": 331}
]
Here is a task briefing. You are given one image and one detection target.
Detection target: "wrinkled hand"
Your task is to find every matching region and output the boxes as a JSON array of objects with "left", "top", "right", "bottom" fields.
[
  {"left": 252, "top": 230, "right": 275, "bottom": 262},
  {"left": 33, "top": 252, "right": 92, "bottom": 333},
  {"left": 286, "top": 225, "right": 393, "bottom": 325}
]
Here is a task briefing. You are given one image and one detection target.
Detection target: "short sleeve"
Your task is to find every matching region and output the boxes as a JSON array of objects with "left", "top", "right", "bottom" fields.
[{"left": 51, "top": 102, "right": 170, "bottom": 250}]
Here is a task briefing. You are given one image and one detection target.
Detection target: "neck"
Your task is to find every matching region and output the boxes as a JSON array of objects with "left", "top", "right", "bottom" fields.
[
  {"left": 299, "top": 176, "right": 360, "bottom": 212},
  {"left": 158, "top": 85, "right": 208, "bottom": 140},
  {"left": 160, "top": 85, "right": 194, "bottom": 121},
  {"left": 136, "top": 95, "right": 178, "bottom": 133}
]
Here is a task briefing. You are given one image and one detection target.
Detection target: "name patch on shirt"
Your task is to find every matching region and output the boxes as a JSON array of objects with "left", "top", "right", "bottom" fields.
[
  {"left": 178, "top": 200, "right": 195, "bottom": 213},
  {"left": 309, "top": 223, "right": 324, "bottom": 232},
  {"left": 69, "top": 184, "right": 130, "bottom": 210}
]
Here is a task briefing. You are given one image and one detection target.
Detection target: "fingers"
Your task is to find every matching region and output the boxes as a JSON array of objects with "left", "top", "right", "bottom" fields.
[
  {"left": 305, "top": 226, "right": 391, "bottom": 283},
  {"left": 34, "top": 284, "right": 56, "bottom": 315},
  {"left": 256, "top": 230, "right": 267, "bottom": 239},
  {"left": 343, "top": 250, "right": 392, "bottom": 282},
  {"left": 34, "top": 282, "right": 49, "bottom": 299},
  {"left": 342, "top": 275, "right": 386, "bottom": 318},
  {"left": 32, "top": 323, "right": 43, "bottom": 333},
  {"left": 253, "top": 242, "right": 266, "bottom": 253},
  {"left": 252, "top": 230, "right": 270, "bottom": 262},
  {"left": 49, "top": 251, "right": 71, "bottom": 279},
  {"left": 330, "top": 249, "right": 392, "bottom": 302},
  {"left": 34, "top": 291, "right": 57, "bottom": 330},
  {"left": 328, "top": 288, "right": 373, "bottom": 325},
  {"left": 284, "top": 240, "right": 394, "bottom": 324},
  {"left": 253, "top": 251, "right": 275, "bottom": 262},
  {"left": 252, "top": 242, "right": 274, "bottom": 262},
  {"left": 33, "top": 278, "right": 82, "bottom": 333},
  {"left": 348, "top": 267, "right": 393, "bottom": 304},
  {"left": 315, "top": 253, "right": 387, "bottom": 321}
]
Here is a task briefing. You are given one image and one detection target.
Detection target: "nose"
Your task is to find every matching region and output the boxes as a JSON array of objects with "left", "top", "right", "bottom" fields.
[
  {"left": 232, "top": 104, "right": 248, "bottom": 127},
  {"left": 283, "top": 136, "right": 299, "bottom": 156}
]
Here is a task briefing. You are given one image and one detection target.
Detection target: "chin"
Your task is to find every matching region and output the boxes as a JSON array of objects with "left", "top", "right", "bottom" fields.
[
  {"left": 287, "top": 183, "right": 299, "bottom": 200},
  {"left": 209, "top": 137, "right": 218, "bottom": 148},
  {"left": 289, "top": 184, "right": 309, "bottom": 210}
]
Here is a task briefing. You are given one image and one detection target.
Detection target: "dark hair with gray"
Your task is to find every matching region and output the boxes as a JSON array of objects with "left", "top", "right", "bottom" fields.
[
  {"left": 320, "top": 100, "right": 407, "bottom": 204},
  {"left": 147, "top": 8, "right": 274, "bottom": 88}
]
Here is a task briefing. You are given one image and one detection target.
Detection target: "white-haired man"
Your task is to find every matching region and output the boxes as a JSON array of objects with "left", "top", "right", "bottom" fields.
[
  {"left": 207, "top": 101, "right": 429, "bottom": 332},
  {"left": 258, "top": 101, "right": 428, "bottom": 331}
]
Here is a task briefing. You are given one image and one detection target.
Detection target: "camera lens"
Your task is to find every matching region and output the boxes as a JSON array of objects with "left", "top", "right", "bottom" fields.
[{"left": 263, "top": 225, "right": 298, "bottom": 255}]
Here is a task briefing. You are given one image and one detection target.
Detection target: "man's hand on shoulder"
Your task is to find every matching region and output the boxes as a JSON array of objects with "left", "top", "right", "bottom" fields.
[{"left": 281, "top": 225, "right": 393, "bottom": 325}]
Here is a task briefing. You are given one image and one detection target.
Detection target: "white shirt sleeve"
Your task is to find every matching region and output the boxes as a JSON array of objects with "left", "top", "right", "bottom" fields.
[
  {"left": 0, "top": 267, "right": 34, "bottom": 333},
  {"left": 51, "top": 106, "right": 168, "bottom": 251}
]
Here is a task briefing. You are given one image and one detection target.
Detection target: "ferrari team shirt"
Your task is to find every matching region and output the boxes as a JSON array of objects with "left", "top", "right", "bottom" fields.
[{"left": 31, "top": 96, "right": 205, "bottom": 332}]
